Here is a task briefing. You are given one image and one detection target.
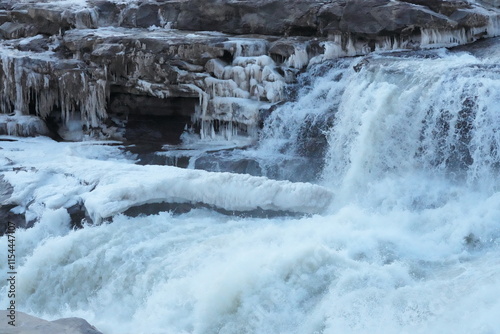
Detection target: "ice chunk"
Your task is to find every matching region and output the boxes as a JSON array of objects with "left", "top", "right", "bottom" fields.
[
  {"left": 205, "top": 59, "right": 228, "bottom": 79},
  {"left": 285, "top": 45, "right": 309, "bottom": 69},
  {"left": 191, "top": 52, "right": 286, "bottom": 139}
]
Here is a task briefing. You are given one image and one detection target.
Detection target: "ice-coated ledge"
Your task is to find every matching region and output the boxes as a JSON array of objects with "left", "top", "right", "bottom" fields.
[
  {"left": 82, "top": 164, "right": 333, "bottom": 223},
  {"left": 0, "top": 137, "right": 333, "bottom": 225},
  {"left": 0, "top": 114, "right": 50, "bottom": 137}
]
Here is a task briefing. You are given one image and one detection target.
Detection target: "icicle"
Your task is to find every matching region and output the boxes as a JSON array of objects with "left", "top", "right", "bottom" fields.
[
  {"left": 486, "top": 13, "right": 500, "bottom": 37},
  {"left": 286, "top": 45, "right": 309, "bottom": 69},
  {"left": 419, "top": 27, "right": 491, "bottom": 48}
]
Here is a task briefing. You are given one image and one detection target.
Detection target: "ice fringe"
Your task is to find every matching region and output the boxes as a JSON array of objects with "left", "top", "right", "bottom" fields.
[
  {"left": 0, "top": 49, "right": 108, "bottom": 129},
  {"left": 192, "top": 11, "right": 500, "bottom": 140}
]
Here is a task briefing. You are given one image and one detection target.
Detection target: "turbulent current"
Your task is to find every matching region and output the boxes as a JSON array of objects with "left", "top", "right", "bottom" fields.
[{"left": 2, "top": 39, "right": 500, "bottom": 334}]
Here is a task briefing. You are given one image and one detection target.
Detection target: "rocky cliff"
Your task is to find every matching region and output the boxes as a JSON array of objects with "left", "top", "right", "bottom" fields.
[{"left": 0, "top": 0, "right": 499, "bottom": 140}]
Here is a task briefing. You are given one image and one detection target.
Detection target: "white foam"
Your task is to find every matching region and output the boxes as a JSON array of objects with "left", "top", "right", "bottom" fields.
[{"left": 3, "top": 195, "right": 500, "bottom": 334}]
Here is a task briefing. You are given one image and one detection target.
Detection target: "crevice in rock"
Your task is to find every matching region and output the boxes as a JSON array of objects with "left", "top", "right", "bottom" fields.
[
  {"left": 124, "top": 114, "right": 190, "bottom": 146},
  {"left": 123, "top": 201, "right": 305, "bottom": 219},
  {"left": 109, "top": 92, "right": 196, "bottom": 118}
]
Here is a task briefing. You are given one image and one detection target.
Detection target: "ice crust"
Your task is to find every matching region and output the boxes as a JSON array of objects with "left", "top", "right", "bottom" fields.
[{"left": 0, "top": 137, "right": 333, "bottom": 223}]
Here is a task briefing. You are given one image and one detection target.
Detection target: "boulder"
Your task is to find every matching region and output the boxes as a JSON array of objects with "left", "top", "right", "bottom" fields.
[
  {"left": 27, "top": 8, "right": 72, "bottom": 34},
  {"left": 167, "top": 0, "right": 493, "bottom": 37},
  {"left": 0, "top": 311, "right": 103, "bottom": 334}
]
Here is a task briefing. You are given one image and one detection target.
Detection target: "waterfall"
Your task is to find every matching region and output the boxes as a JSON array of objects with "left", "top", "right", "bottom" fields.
[
  {"left": 255, "top": 59, "right": 355, "bottom": 181},
  {"left": 254, "top": 45, "right": 500, "bottom": 200},
  {"left": 321, "top": 50, "right": 500, "bottom": 206}
]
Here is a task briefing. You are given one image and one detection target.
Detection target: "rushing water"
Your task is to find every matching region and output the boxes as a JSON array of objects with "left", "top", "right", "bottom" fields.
[{"left": 2, "top": 40, "right": 500, "bottom": 334}]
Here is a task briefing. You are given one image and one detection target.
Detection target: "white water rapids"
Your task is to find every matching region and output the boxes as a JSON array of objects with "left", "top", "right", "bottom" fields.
[{"left": 1, "top": 41, "right": 500, "bottom": 334}]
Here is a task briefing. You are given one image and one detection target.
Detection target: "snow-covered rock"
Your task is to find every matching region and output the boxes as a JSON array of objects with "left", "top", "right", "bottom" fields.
[{"left": 0, "top": 137, "right": 333, "bottom": 225}]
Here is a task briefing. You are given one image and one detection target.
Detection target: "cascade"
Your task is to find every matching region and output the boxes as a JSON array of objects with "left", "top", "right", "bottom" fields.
[
  {"left": 255, "top": 58, "right": 355, "bottom": 181},
  {"left": 254, "top": 43, "right": 500, "bottom": 190},
  {"left": 322, "top": 51, "right": 500, "bottom": 196}
]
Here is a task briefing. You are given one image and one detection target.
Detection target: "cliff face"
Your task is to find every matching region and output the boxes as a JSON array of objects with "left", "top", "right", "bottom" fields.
[{"left": 0, "top": 0, "right": 499, "bottom": 140}]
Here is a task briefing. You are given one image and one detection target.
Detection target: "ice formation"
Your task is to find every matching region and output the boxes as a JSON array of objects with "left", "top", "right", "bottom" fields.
[
  {"left": 193, "top": 48, "right": 286, "bottom": 140},
  {"left": 2, "top": 39, "right": 500, "bottom": 334},
  {"left": 420, "top": 11, "right": 500, "bottom": 47},
  {"left": 0, "top": 47, "right": 108, "bottom": 130},
  {"left": 83, "top": 164, "right": 333, "bottom": 222},
  {"left": 1, "top": 0, "right": 500, "bottom": 142},
  {"left": 0, "top": 137, "right": 333, "bottom": 224},
  {"left": 0, "top": 114, "right": 50, "bottom": 137}
]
